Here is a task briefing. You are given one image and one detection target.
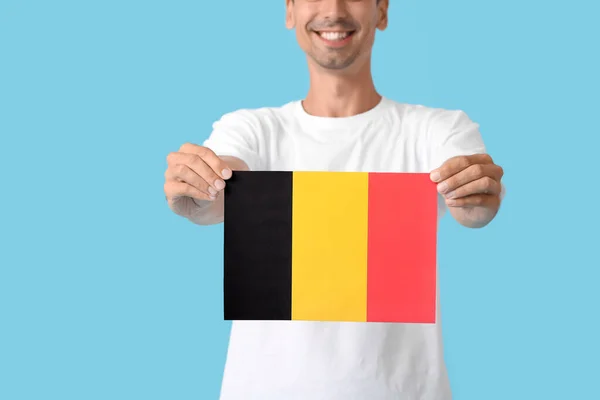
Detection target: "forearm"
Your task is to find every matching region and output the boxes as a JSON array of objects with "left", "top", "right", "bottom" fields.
[
  {"left": 449, "top": 182, "right": 505, "bottom": 228},
  {"left": 449, "top": 205, "right": 499, "bottom": 229},
  {"left": 186, "top": 155, "right": 249, "bottom": 226},
  {"left": 187, "top": 196, "right": 225, "bottom": 225}
]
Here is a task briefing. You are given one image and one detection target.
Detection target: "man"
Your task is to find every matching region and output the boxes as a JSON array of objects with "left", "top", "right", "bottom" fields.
[{"left": 164, "top": 0, "right": 504, "bottom": 398}]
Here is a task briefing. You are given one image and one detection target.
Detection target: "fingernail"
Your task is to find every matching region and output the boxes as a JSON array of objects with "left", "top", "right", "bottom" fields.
[
  {"left": 445, "top": 191, "right": 455, "bottom": 199},
  {"left": 209, "top": 195, "right": 217, "bottom": 201},
  {"left": 214, "top": 179, "right": 225, "bottom": 191},
  {"left": 437, "top": 182, "right": 448, "bottom": 193},
  {"left": 222, "top": 168, "right": 232, "bottom": 179},
  {"left": 208, "top": 186, "right": 218, "bottom": 196},
  {"left": 430, "top": 171, "right": 441, "bottom": 182},
  {"left": 446, "top": 199, "right": 456, "bottom": 206}
]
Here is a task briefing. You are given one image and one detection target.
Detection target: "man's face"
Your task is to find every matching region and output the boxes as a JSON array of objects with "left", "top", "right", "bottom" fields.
[{"left": 286, "top": 0, "right": 388, "bottom": 71}]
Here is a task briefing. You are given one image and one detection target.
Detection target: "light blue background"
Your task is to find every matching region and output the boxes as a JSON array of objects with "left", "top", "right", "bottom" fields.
[{"left": 1, "top": 1, "right": 599, "bottom": 399}]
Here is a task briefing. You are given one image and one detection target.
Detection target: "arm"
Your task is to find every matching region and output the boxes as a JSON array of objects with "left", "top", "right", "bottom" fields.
[
  {"left": 428, "top": 110, "right": 505, "bottom": 228},
  {"left": 430, "top": 154, "right": 505, "bottom": 228},
  {"left": 165, "top": 109, "right": 263, "bottom": 225},
  {"left": 164, "top": 145, "right": 251, "bottom": 225},
  {"left": 186, "top": 155, "right": 250, "bottom": 226}
]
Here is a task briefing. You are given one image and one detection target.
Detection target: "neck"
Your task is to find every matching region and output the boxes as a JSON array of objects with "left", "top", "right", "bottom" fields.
[{"left": 302, "top": 58, "right": 381, "bottom": 118}]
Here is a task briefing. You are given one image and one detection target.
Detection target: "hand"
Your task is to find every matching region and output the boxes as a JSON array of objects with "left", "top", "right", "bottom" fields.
[
  {"left": 164, "top": 143, "right": 232, "bottom": 217},
  {"left": 430, "top": 154, "right": 504, "bottom": 227}
]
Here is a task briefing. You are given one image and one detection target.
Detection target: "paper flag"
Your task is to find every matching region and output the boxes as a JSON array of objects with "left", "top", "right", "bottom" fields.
[{"left": 223, "top": 171, "right": 437, "bottom": 323}]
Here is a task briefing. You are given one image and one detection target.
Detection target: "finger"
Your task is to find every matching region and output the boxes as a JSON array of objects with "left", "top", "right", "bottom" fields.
[
  {"left": 430, "top": 153, "right": 493, "bottom": 182},
  {"left": 444, "top": 176, "right": 502, "bottom": 199},
  {"left": 164, "top": 180, "right": 216, "bottom": 202},
  {"left": 179, "top": 143, "right": 233, "bottom": 180},
  {"left": 445, "top": 194, "right": 499, "bottom": 208},
  {"left": 437, "top": 163, "right": 501, "bottom": 195},
  {"left": 167, "top": 152, "right": 225, "bottom": 192},
  {"left": 165, "top": 164, "right": 216, "bottom": 196}
]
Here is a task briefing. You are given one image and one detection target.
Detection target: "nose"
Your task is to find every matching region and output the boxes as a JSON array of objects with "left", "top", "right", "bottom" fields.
[{"left": 320, "top": 0, "right": 350, "bottom": 19}]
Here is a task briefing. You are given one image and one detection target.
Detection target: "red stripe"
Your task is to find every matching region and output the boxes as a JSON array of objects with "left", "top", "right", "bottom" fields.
[{"left": 366, "top": 173, "right": 437, "bottom": 323}]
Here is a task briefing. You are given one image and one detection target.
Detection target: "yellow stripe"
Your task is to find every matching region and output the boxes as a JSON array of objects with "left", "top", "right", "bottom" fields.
[{"left": 291, "top": 172, "right": 369, "bottom": 322}]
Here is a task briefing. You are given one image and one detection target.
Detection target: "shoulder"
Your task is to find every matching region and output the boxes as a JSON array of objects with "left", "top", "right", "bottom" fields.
[
  {"left": 212, "top": 101, "right": 297, "bottom": 133},
  {"left": 382, "top": 97, "right": 486, "bottom": 168},
  {"left": 383, "top": 98, "right": 482, "bottom": 147},
  {"left": 383, "top": 97, "right": 478, "bottom": 136},
  {"left": 203, "top": 102, "right": 298, "bottom": 171}
]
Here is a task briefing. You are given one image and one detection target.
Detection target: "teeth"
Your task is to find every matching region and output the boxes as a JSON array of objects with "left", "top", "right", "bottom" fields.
[{"left": 319, "top": 31, "right": 349, "bottom": 41}]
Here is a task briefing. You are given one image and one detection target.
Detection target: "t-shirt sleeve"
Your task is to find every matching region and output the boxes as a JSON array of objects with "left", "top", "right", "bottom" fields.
[
  {"left": 428, "top": 109, "right": 487, "bottom": 171},
  {"left": 202, "top": 110, "right": 264, "bottom": 171}
]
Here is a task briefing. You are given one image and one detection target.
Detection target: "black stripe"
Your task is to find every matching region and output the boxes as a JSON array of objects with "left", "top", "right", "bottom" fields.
[{"left": 223, "top": 171, "right": 293, "bottom": 320}]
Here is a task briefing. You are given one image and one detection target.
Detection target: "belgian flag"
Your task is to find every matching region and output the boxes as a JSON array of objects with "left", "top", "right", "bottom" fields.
[{"left": 223, "top": 171, "right": 438, "bottom": 323}]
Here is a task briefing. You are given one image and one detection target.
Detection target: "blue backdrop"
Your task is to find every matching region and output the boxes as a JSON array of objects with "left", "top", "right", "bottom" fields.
[{"left": 1, "top": 1, "right": 599, "bottom": 399}]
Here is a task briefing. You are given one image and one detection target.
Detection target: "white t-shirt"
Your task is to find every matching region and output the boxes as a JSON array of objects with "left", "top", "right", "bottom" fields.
[{"left": 203, "top": 96, "right": 487, "bottom": 400}]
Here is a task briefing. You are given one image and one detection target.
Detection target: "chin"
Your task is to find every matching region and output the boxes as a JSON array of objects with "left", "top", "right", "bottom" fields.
[{"left": 313, "top": 52, "right": 362, "bottom": 71}]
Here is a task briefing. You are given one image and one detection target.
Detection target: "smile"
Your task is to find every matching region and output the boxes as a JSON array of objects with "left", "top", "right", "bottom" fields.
[
  {"left": 318, "top": 31, "right": 353, "bottom": 40},
  {"left": 314, "top": 30, "right": 355, "bottom": 47}
]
